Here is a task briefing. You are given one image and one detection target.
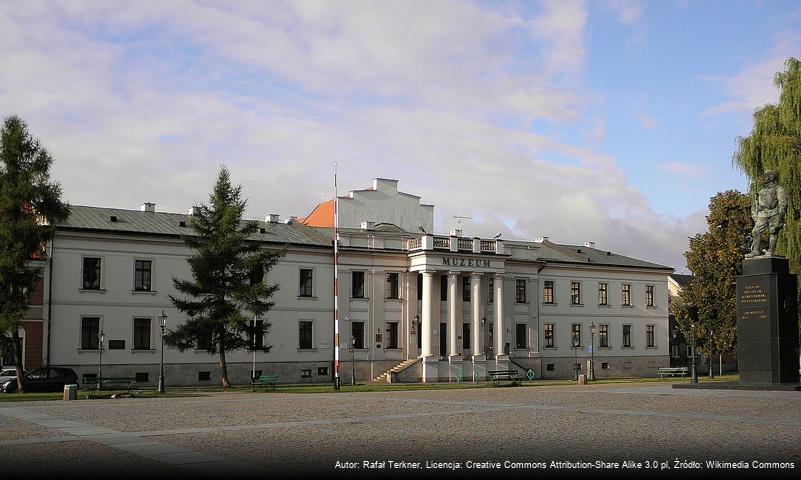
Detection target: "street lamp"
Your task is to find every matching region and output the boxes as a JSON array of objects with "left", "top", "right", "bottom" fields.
[
  {"left": 98, "top": 330, "right": 105, "bottom": 389},
  {"left": 351, "top": 336, "right": 356, "bottom": 386},
  {"left": 572, "top": 337, "right": 579, "bottom": 380},
  {"left": 589, "top": 322, "right": 596, "bottom": 381},
  {"left": 158, "top": 310, "right": 167, "bottom": 393},
  {"left": 687, "top": 305, "right": 699, "bottom": 384},
  {"left": 708, "top": 329, "right": 714, "bottom": 378}
]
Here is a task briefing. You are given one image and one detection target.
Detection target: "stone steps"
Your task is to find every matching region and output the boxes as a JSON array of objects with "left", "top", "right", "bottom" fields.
[{"left": 373, "top": 359, "right": 419, "bottom": 382}]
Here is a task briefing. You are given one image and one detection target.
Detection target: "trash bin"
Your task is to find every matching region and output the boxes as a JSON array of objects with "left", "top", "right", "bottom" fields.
[
  {"left": 577, "top": 374, "right": 587, "bottom": 385},
  {"left": 63, "top": 384, "right": 77, "bottom": 401}
]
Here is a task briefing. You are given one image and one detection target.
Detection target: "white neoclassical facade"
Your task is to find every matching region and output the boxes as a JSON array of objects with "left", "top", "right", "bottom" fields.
[{"left": 25, "top": 178, "right": 672, "bottom": 385}]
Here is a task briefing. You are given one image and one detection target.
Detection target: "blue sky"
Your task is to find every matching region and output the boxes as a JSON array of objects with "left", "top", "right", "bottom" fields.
[{"left": 1, "top": 0, "right": 799, "bottom": 272}]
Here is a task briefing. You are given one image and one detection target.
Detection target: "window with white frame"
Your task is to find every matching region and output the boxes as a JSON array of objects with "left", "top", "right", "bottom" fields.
[
  {"left": 133, "top": 317, "right": 151, "bottom": 350},
  {"left": 598, "top": 282, "right": 608, "bottom": 305},
  {"left": 544, "top": 323, "right": 554, "bottom": 348},
  {"left": 299, "top": 269, "right": 313, "bottom": 297},
  {"left": 82, "top": 257, "right": 102, "bottom": 290},
  {"left": 570, "top": 281, "right": 581, "bottom": 305},
  {"left": 621, "top": 284, "right": 631, "bottom": 306},
  {"left": 299, "top": 321, "right": 314, "bottom": 349}
]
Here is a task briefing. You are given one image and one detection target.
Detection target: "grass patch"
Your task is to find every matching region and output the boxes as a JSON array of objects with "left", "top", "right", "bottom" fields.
[{"left": 0, "top": 374, "right": 743, "bottom": 400}]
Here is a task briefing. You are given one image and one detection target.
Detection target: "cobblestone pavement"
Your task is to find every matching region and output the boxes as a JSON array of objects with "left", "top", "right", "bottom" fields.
[{"left": 1, "top": 383, "right": 799, "bottom": 478}]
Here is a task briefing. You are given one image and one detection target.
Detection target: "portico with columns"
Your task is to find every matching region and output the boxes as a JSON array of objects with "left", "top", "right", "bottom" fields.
[{"left": 409, "top": 235, "right": 514, "bottom": 382}]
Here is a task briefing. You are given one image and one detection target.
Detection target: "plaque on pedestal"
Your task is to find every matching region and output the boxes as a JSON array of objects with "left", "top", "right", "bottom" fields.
[{"left": 736, "top": 256, "right": 799, "bottom": 385}]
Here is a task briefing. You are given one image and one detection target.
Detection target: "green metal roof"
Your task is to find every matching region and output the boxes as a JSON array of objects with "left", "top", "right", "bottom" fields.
[{"left": 56, "top": 205, "right": 332, "bottom": 247}]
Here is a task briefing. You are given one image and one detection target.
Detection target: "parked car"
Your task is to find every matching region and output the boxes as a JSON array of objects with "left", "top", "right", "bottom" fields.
[
  {"left": 0, "top": 367, "right": 78, "bottom": 393},
  {"left": 0, "top": 368, "right": 24, "bottom": 385}
]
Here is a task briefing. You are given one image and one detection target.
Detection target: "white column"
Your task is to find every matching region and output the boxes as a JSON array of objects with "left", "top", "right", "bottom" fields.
[
  {"left": 421, "top": 271, "right": 434, "bottom": 358},
  {"left": 447, "top": 272, "right": 459, "bottom": 359},
  {"left": 471, "top": 273, "right": 483, "bottom": 361},
  {"left": 495, "top": 273, "right": 506, "bottom": 359}
]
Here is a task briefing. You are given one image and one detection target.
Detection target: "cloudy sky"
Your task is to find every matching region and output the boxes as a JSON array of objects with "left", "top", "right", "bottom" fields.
[{"left": 2, "top": 0, "right": 799, "bottom": 272}]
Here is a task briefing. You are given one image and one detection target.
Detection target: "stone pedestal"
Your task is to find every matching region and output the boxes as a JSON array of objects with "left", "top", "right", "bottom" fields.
[
  {"left": 421, "top": 355, "right": 439, "bottom": 383},
  {"left": 736, "top": 257, "right": 799, "bottom": 386}
]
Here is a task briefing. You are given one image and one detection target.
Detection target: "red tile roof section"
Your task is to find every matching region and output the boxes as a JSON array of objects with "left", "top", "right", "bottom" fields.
[{"left": 300, "top": 199, "right": 335, "bottom": 228}]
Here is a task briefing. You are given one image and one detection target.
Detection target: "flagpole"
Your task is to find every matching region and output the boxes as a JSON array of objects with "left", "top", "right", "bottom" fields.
[{"left": 333, "top": 162, "right": 341, "bottom": 391}]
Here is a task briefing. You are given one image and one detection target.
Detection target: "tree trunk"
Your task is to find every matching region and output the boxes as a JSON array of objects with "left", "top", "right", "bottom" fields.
[
  {"left": 219, "top": 335, "right": 230, "bottom": 388},
  {"left": 12, "top": 328, "right": 25, "bottom": 393}
]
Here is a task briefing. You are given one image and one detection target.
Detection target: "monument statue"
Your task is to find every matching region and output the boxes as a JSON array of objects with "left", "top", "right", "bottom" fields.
[{"left": 745, "top": 170, "right": 787, "bottom": 258}]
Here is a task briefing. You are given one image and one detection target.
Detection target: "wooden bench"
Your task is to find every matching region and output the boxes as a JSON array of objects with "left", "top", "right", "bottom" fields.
[
  {"left": 488, "top": 370, "right": 519, "bottom": 386},
  {"left": 251, "top": 374, "right": 278, "bottom": 392},
  {"left": 82, "top": 376, "right": 137, "bottom": 395},
  {"left": 657, "top": 367, "right": 688, "bottom": 379}
]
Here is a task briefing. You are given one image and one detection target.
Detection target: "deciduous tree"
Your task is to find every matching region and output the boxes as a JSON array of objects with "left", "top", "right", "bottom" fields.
[{"left": 673, "top": 191, "right": 753, "bottom": 360}]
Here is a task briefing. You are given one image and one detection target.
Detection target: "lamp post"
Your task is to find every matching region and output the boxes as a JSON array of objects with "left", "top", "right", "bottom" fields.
[
  {"left": 688, "top": 305, "right": 698, "bottom": 384},
  {"left": 572, "top": 337, "right": 579, "bottom": 380},
  {"left": 351, "top": 336, "right": 356, "bottom": 386},
  {"left": 708, "top": 329, "right": 714, "bottom": 378},
  {"left": 158, "top": 310, "right": 167, "bottom": 393},
  {"left": 589, "top": 322, "right": 596, "bottom": 381},
  {"left": 97, "top": 330, "right": 105, "bottom": 389}
]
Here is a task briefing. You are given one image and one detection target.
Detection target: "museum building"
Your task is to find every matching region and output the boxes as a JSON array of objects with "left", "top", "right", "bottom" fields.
[{"left": 12, "top": 178, "right": 673, "bottom": 385}]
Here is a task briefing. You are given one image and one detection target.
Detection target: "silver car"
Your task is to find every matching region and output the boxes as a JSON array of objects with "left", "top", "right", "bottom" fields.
[{"left": 0, "top": 368, "right": 23, "bottom": 384}]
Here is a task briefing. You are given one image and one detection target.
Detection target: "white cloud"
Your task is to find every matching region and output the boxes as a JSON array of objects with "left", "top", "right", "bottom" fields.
[
  {"left": 702, "top": 31, "right": 801, "bottom": 116},
  {"left": 634, "top": 111, "right": 657, "bottom": 130},
  {"left": 606, "top": 0, "right": 644, "bottom": 25},
  {"left": 0, "top": 0, "right": 699, "bottom": 271},
  {"left": 659, "top": 162, "right": 710, "bottom": 180}
]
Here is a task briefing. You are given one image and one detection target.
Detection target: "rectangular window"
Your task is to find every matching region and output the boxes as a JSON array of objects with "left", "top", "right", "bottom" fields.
[
  {"left": 570, "top": 281, "right": 581, "bottom": 305},
  {"left": 299, "top": 269, "right": 313, "bottom": 297},
  {"left": 81, "top": 317, "right": 100, "bottom": 349},
  {"left": 487, "top": 277, "right": 494, "bottom": 303},
  {"left": 386, "top": 273, "right": 399, "bottom": 299},
  {"left": 249, "top": 264, "right": 264, "bottom": 286},
  {"left": 622, "top": 284, "right": 631, "bottom": 306},
  {"left": 108, "top": 340, "right": 125, "bottom": 350},
  {"left": 598, "top": 283, "right": 608, "bottom": 305},
  {"left": 544, "top": 323, "right": 554, "bottom": 348},
  {"left": 134, "top": 260, "right": 152, "bottom": 291},
  {"left": 441, "top": 275, "right": 448, "bottom": 301},
  {"left": 135, "top": 372, "right": 149, "bottom": 382},
  {"left": 351, "top": 271, "right": 365, "bottom": 299},
  {"left": 301, "top": 369, "right": 312, "bottom": 378},
  {"left": 646, "top": 325, "right": 655, "bottom": 347},
  {"left": 82, "top": 257, "right": 101, "bottom": 290},
  {"left": 133, "top": 317, "right": 151, "bottom": 350},
  {"left": 462, "top": 277, "right": 471, "bottom": 302},
  {"left": 299, "top": 321, "right": 313, "bottom": 349},
  {"left": 601, "top": 362, "right": 609, "bottom": 370},
  {"left": 198, "top": 371, "right": 211, "bottom": 381},
  {"left": 599, "top": 324, "right": 609, "bottom": 348},
  {"left": 515, "top": 323, "right": 527, "bottom": 349},
  {"left": 463, "top": 323, "right": 470, "bottom": 349},
  {"left": 543, "top": 280, "right": 553, "bottom": 304},
  {"left": 318, "top": 367, "right": 329, "bottom": 376},
  {"left": 623, "top": 324, "right": 632, "bottom": 347},
  {"left": 352, "top": 322, "right": 364, "bottom": 349},
  {"left": 515, "top": 279, "right": 527, "bottom": 303},
  {"left": 571, "top": 324, "right": 581, "bottom": 347},
  {"left": 646, "top": 285, "right": 655, "bottom": 307},
  {"left": 387, "top": 322, "right": 399, "bottom": 349},
  {"left": 546, "top": 363, "right": 554, "bottom": 371}
]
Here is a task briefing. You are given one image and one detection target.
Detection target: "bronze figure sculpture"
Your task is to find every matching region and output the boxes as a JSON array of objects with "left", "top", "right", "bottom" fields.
[{"left": 745, "top": 170, "right": 787, "bottom": 258}]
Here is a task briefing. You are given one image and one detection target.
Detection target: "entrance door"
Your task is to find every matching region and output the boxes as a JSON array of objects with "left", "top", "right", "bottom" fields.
[
  {"left": 485, "top": 322, "right": 494, "bottom": 359},
  {"left": 440, "top": 323, "right": 447, "bottom": 358}
]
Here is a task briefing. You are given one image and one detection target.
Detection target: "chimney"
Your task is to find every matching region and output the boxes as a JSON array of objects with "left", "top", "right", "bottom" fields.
[
  {"left": 361, "top": 221, "right": 375, "bottom": 231},
  {"left": 140, "top": 202, "right": 156, "bottom": 213},
  {"left": 584, "top": 241, "right": 596, "bottom": 249},
  {"left": 266, "top": 213, "right": 280, "bottom": 223},
  {"left": 535, "top": 236, "right": 549, "bottom": 243},
  {"left": 188, "top": 206, "right": 201, "bottom": 216}
]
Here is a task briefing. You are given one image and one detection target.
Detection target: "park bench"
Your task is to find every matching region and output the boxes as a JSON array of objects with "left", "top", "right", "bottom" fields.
[
  {"left": 251, "top": 374, "right": 279, "bottom": 392},
  {"left": 82, "top": 375, "right": 137, "bottom": 395},
  {"left": 657, "top": 367, "right": 688, "bottom": 379},
  {"left": 488, "top": 370, "right": 519, "bottom": 386}
]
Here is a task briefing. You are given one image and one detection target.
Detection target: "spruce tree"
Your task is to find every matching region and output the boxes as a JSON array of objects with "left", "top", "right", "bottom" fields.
[
  {"left": 0, "top": 115, "right": 69, "bottom": 393},
  {"left": 673, "top": 191, "right": 752, "bottom": 361},
  {"left": 166, "top": 166, "right": 283, "bottom": 388}
]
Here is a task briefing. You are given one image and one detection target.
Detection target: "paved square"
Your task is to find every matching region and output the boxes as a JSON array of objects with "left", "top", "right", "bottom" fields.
[{"left": 1, "top": 383, "right": 799, "bottom": 477}]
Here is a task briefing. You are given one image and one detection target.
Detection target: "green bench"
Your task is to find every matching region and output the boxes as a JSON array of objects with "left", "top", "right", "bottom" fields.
[
  {"left": 657, "top": 367, "right": 688, "bottom": 379},
  {"left": 488, "top": 370, "right": 519, "bottom": 386},
  {"left": 82, "top": 375, "right": 137, "bottom": 394},
  {"left": 251, "top": 374, "right": 278, "bottom": 391}
]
